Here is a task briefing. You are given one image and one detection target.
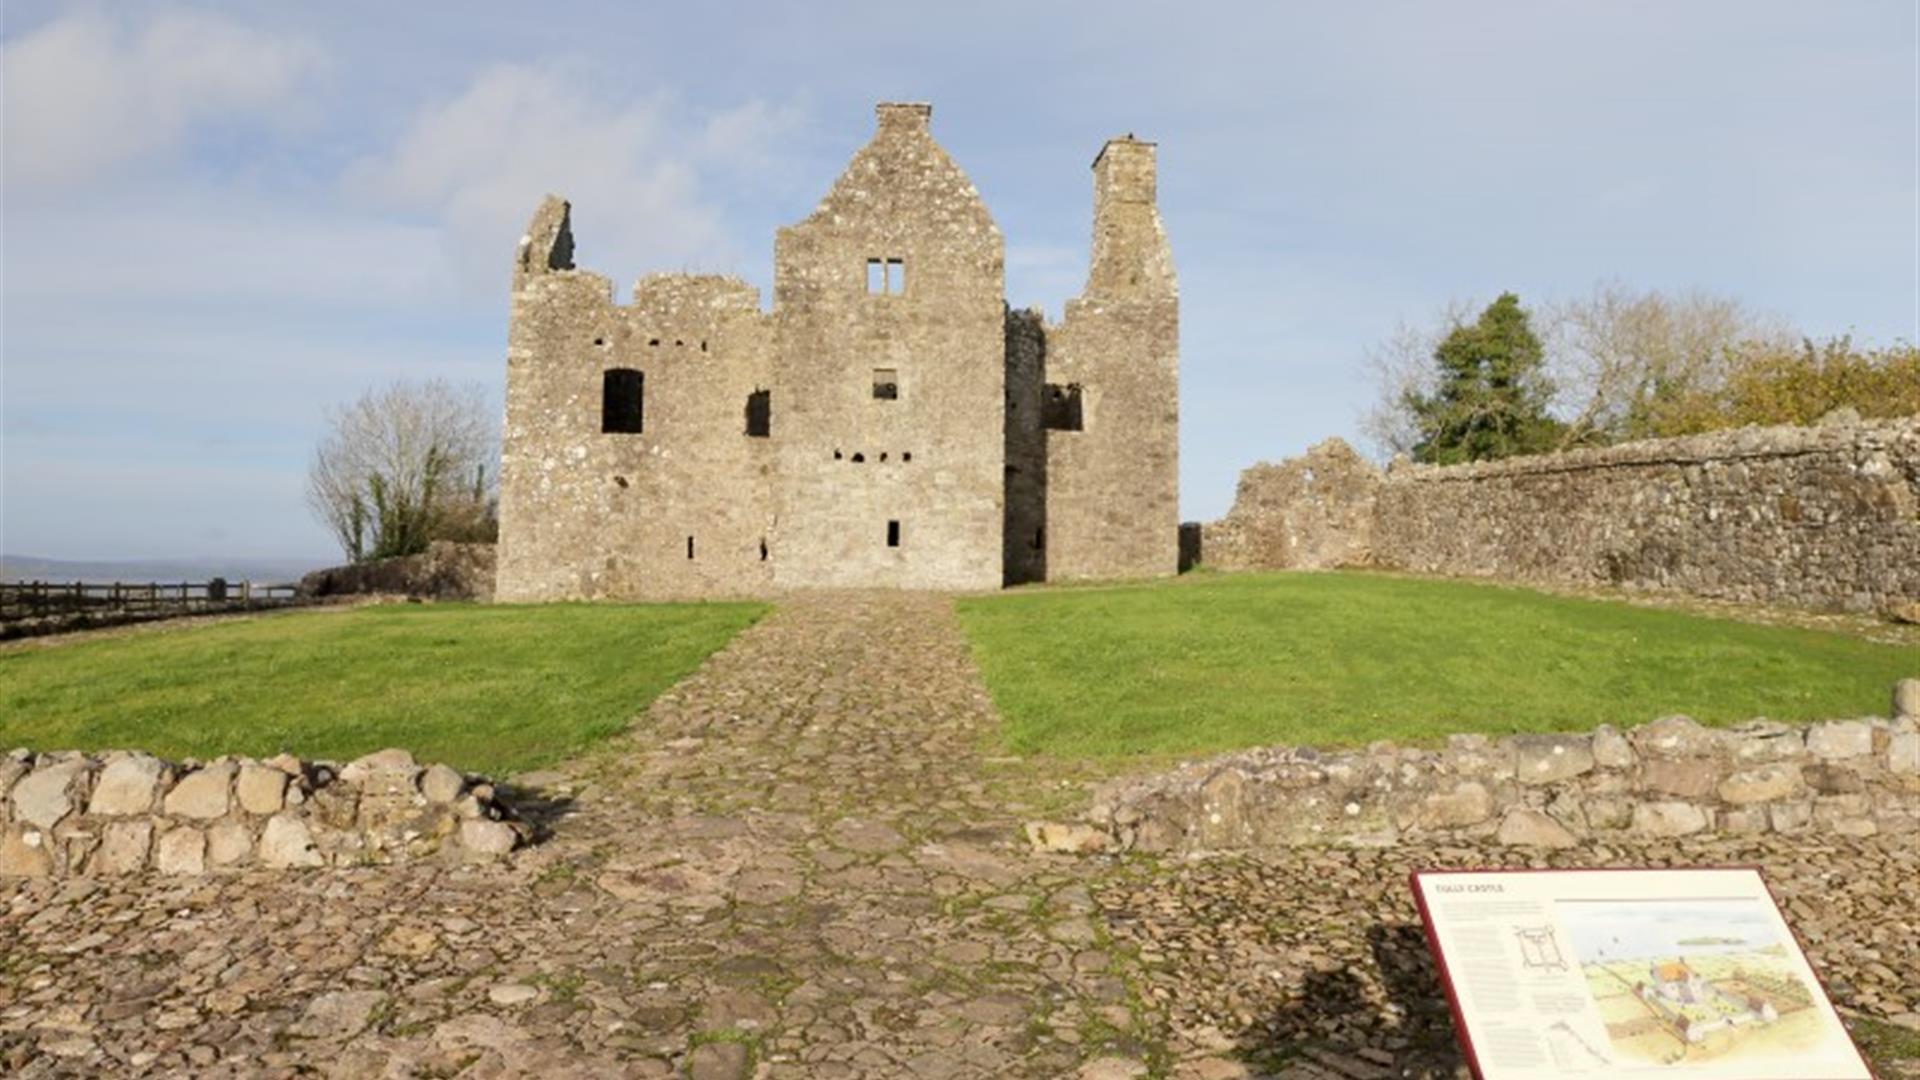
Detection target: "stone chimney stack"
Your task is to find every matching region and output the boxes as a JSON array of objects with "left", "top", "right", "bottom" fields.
[
  {"left": 875, "top": 102, "right": 933, "bottom": 134},
  {"left": 1085, "top": 137, "right": 1174, "bottom": 297}
]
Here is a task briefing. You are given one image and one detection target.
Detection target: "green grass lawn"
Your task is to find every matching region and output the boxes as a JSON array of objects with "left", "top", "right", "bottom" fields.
[
  {"left": 0, "top": 602, "right": 764, "bottom": 776},
  {"left": 956, "top": 572, "right": 1916, "bottom": 759}
]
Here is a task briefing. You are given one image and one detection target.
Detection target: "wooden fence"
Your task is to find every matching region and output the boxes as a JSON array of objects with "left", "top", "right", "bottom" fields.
[{"left": 0, "top": 580, "right": 302, "bottom": 621}]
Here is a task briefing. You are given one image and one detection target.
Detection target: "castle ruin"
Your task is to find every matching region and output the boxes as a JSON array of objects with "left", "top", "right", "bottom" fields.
[{"left": 497, "top": 103, "right": 1178, "bottom": 600}]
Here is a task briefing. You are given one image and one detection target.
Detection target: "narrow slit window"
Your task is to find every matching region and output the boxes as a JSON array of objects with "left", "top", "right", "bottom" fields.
[
  {"left": 1043, "top": 382, "right": 1083, "bottom": 431},
  {"left": 872, "top": 368, "right": 898, "bottom": 400},
  {"left": 886, "top": 258, "right": 905, "bottom": 294},
  {"left": 602, "top": 368, "right": 644, "bottom": 433},
  {"left": 759, "top": 538, "right": 768, "bottom": 561},
  {"left": 866, "top": 258, "right": 884, "bottom": 294},
  {"left": 745, "top": 389, "right": 771, "bottom": 438},
  {"left": 886, "top": 520, "right": 901, "bottom": 548},
  {"left": 686, "top": 536, "right": 695, "bottom": 560}
]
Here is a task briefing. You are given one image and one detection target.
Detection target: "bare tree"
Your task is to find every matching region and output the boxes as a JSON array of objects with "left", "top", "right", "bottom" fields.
[
  {"left": 1543, "top": 283, "right": 1793, "bottom": 446},
  {"left": 306, "top": 380, "right": 499, "bottom": 562},
  {"left": 1358, "top": 301, "right": 1474, "bottom": 460}
]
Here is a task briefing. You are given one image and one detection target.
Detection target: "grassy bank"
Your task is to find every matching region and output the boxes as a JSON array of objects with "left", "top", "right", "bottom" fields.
[
  {"left": 957, "top": 572, "right": 1912, "bottom": 759},
  {"left": 0, "top": 601, "right": 765, "bottom": 776}
]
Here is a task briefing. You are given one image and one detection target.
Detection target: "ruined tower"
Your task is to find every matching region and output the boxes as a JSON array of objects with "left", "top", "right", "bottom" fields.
[{"left": 496, "top": 104, "right": 1177, "bottom": 601}]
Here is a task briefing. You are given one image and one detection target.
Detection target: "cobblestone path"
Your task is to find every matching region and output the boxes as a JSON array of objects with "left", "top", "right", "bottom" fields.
[
  {"left": 2, "top": 593, "right": 1163, "bottom": 1078},
  {"left": 4, "top": 592, "right": 1917, "bottom": 1078}
]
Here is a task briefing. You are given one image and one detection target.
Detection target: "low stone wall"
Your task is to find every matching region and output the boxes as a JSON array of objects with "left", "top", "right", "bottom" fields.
[
  {"left": 1202, "top": 418, "right": 1920, "bottom": 614},
  {"left": 0, "top": 748, "right": 526, "bottom": 877},
  {"left": 1068, "top": 680, "right": 1920, "bottom": 857},
  {"left": 299, "top": 541, "right": 497, "bottom": 602}
]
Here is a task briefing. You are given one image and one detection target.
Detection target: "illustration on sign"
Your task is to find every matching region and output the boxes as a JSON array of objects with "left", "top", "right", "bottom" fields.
[
  {"left": 1409, "top": 867, "right": 1872, "bottom": 1080},
  {"left": 1559, "top": 898, "right": 1815, "bottom": 1065}
]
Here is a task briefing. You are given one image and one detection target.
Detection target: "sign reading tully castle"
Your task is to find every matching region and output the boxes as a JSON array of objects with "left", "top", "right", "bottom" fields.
[{"left": 497, "top": 102, "right": 1178, "bottom": 600}]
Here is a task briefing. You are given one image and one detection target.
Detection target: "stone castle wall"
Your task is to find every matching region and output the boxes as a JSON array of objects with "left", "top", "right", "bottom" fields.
[
  {"left": 0, "top": 748, "right": 525, "bottom": 878},
  {"left": 497, "top": 103, "right": 1179, "bottom": 601},
  {"left": 1074, "top": 681, "right": 1920, "bottom": 857},
  {"left": 1203, "top": 418, "right": 1920, "bottom": 613}
]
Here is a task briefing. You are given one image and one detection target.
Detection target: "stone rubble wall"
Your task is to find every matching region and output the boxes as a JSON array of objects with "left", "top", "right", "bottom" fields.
[
  {"left": 0, "top": 747, "right": 527, "bottom": 878},
  {"left": 299, "top": 541, "right": 497, "bottom": 602},
  {"left": 1202, "top": 418, "right": 1920, "bottom": 613},
  {"left": 1071, "top": 680, "right": 1920, "bottom": 857}
]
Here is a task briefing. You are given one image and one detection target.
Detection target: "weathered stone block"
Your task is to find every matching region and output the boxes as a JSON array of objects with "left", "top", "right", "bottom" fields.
[
  {"left": 1769, "top": 800, "right": 1813, "bottom": 834},
  {"left": 1025, "top": 821, "right": 1110, "bottom": 854},
  {"left": 163, "top": 761, "right": 235, "bottom": 819},
  {"left": 235, "top": 763, "right": 288, "bottom": 815},
  {"left": 87, "top": 754, "right": 167, "bottom": 816},
  {"left": 1631, "top": 801, "right": 1709, "bottom": 837},
  {"left": 1590, "top": 725, "right": 1634, "bottom": 769},
  {"left": 419, "top": 763, "right": 465, "bottom": 804},
  {"left": 156, "top": 827, "right": 206, "bottom": 875},
  {"left": 259, "top": 815, "right": 324, "bottom": 868},
  {"left": 459, "top": 818, "right": 520, "bottom": 857},
  {"left": 1890, "top": 732, "right": 1920, "bottom": 775},
  {"left": 1724, "top": 722, "right": 1804, "bottom": 763},
  {"left": 1631, "top": 716, "right": 1717, "bottom": 759},
  {"left": 1806, "top": 720, "right": 1874, "bottom": 760},
  {"left": 1416, "top": 782, "right": 1493, "bottom": 829},
  {"left": 1720, "top": 808, "right": 1770, "bottom": 834},
  {"left": 207, "top": 820, "right": 253, "bottom": 866},
  {"left": 94, "top": 820, "right": 154, "bottom": 874},
  {"left": 1641, "top": 758, "right": 1718, "bottom": 799},
  {"left": 1717, "top": 764, "right": 1805, "bottom": 804},
  {"left": 1495, "top": 808, "right": 1578, "bottom": 848},
  {"left": 1511, "top": 735, "right": 1594, "bottom": 786},
  {"left": 11, "top": 759, "right": 89, "bottom": 830},
  {"left": 1584, "top": 796, "right": 1632, "bottom": 830},
  {"left": 1802, "top": 763, "right": 1867, "bottom": 795},
  {"left": 1895, "top": 678, "right": 1920, "bottom": 720},
  {"left": 0, "top": 825, "right": 53, "bottom": 877}
]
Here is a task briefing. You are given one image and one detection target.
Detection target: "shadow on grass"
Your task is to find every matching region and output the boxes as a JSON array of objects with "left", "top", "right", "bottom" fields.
[{"left": 1240, "top": 922, "right": 1465, "bottom": 1079}]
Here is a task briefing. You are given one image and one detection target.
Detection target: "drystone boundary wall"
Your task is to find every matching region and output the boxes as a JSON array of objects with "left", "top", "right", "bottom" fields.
[
  {"left": 1065, "top": 680, "right": 1920, "bottom": 858},
  {"left": 1202, "top": 418, "right": 1920, "bottom": 614},
  {"left": 299, "top": 541, "right": 497, "bottom": 602},
  {"left": 0, "top": 747, "right": 526, "bottom": 878}
]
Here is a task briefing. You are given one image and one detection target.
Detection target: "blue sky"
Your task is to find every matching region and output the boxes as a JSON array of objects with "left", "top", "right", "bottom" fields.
[{"left": 4, "top": 1, "right": 1916, "bottom": 561}]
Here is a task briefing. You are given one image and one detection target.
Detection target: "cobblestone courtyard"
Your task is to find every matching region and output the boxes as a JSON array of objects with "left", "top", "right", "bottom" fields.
[{"left": 4, "top": 593, "right": 1916, "bottom": 1077}]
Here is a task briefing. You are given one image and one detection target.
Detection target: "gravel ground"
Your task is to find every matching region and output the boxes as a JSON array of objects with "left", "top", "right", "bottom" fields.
[{"left": 2, "top": 590, "right": 1913, "bottom": 1078}]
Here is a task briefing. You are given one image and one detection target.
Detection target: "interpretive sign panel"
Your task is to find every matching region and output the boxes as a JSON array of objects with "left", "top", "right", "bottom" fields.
[{"left": 1410, "top": 868, "right": 1872, "bottom": 1079}]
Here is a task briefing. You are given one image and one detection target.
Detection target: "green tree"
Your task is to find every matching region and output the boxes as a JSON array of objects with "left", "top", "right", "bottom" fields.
[{"left": 1406, "top": 292, "right": 1561, "bottom": 463}]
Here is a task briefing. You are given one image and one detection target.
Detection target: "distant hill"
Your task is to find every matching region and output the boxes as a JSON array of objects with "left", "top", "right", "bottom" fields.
[{"left": 1, "top": 554, "right": 328, "bottom": 585}]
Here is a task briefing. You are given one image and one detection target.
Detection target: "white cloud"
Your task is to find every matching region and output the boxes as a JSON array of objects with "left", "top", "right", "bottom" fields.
[
  {"left": 344, "top": 66, "right": 806, "bottom": 298},
  {"left": 1, "top": 8, "right": 324, "bottom": 190}
]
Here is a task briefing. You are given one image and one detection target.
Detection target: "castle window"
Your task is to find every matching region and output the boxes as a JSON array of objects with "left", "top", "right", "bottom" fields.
[
  {"left": 1043, "top": 382, "right": 1083, "bottom": 431},
  {"left": 745, "top": 389, "right": 770, "bottom": 438},
  {"left": 602, "top": 368, "right": 644, "bottom": 433},
  {"left": 686, "top": 536, "right": 695, "bottom": 559},
  {"left": 865, "top": 257, "right": 906, "bottom": 295},
  {"left": 887, "top": 520, "right": 901, "bottom": 548},
  {"left": 760, "top": 538, "right": 768, "bottom": 561},
  {"left": 873, "top": 368, "right": 898, "bottom": 400}
]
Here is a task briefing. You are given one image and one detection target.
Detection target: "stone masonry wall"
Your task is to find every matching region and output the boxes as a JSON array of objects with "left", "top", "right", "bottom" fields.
[
  {"left": 0, "top": 748, "right": 526, "bottom": 878},
  {"left": 299, "top": 541, "right": 497, "bottom": 601},
  {"left": 497, "top": 103, "right": 1179, "bottom": 600},
  {"left": 1039, "top": 138, "right": 1181, "bottom": 583},
  {"left": 1203, "top": 418, "right": 1920, "bottom": 613},
  {"left": 1071, "top": 680, "right": 1920, "bottom": 857}
]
